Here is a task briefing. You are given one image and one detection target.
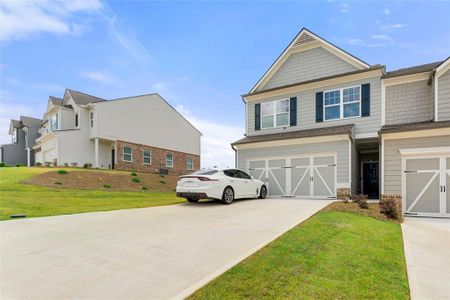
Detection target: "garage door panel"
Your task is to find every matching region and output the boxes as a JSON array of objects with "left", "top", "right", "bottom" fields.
[
  {"left": 405, "top": 173, "right": 435, "bottom": 208},
  {"left": 292, "top": 157, "right": 309, "bottom": 167},
  {"left": 292, "top": 167, "right": 309, "bottom": 196},
  {"left": 313, "top": 156, "right": 335, "bottom": 166},
  {"left": 249, "top": 160, "right": 265, "bottom": 169},
  {"left": 447, "top": 172, "right": 450, "bottom": 214},
  {"left": 406, "top": 158, "right": 439, "bottom": 171},
  {"left": 268, "top": 159, "right": 286, "bottom": 168},
  {"left": 407, "top": 174, "right": 440, "bottom": 213},
  {"left": 314, "top": 167, "right": 334, "bottom": 197},
  {"left": 268, "top": 168, "right": 285, "bottom": 196}
]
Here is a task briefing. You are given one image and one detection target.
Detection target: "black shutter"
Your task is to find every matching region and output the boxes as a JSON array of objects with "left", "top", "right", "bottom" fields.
[
  {"left": 315, "top": 92, "right": 323, "bottom": 123},
  {"left": 290, "top": 97, "right": 297, "bottom": 126},
  {"left": 361, "top": 83, "right": 370, "bottom": 117},
  {"left": 254, "top": 103, "right": 261, "bottom": 131}
]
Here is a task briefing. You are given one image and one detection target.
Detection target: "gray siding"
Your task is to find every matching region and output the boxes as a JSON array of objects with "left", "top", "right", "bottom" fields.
[
  {"left": 261, "top": 47, "right": 358, "bottom": 91},
  {"left": 385, "top": 80, "right": 433, "bottom": 125},
  {"left": 351, "top": 141, "right": 359, "bottom": 196},
  {"left": 1, "top": 129, "right": 27, "bottom": 165},
  {"left": 237, "top": 140, "right": 350, "bottom": 184},
  {"left": 383, "top": 135, "right": 450, "bottom": 195},
  {"left": 438, "top": 69, "right": 450, "bottom": 121},
  {"left": 25, "top": 124, "right": 41, "bottom": 149},
  {"left": 248, "top": 76, "right": 381, "bottom": 136}
]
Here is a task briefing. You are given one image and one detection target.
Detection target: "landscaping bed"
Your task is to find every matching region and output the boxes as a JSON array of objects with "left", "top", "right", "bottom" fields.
[{"left": 189, "top": 204, "right": 409, "bottom": 299}]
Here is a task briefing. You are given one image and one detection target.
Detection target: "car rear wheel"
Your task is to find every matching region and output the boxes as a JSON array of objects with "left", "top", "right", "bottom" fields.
[
  {"left": 259, "top": 185, "right": 267, "bottom": 199},
  {"left": 186, "top": 198, "right": 199, "bottom": 203},
  {"left": 221, "top": 187, "right": 234, "bottom": 205}
]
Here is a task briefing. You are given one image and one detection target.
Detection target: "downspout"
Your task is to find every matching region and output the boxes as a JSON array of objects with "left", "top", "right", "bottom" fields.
[{"left": 231, "top": 144, "right": 237, "bottom": 169}]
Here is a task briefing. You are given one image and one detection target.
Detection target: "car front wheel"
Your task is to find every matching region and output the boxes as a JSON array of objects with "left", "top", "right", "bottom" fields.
[
  {"left": 259, "top": 185, "right": 267, "bottom": 199},
  {"left": 221, "top": 187, "right": 234, "bottom": 205},
  {"left": 186, "top": 198, "right": 199, "bottom": 203}
]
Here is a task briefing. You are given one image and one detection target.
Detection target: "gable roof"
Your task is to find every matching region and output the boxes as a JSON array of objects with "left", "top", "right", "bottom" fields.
[
  {"left": 249, "top": 28, "right": 370, "bottom": 94},
  {"left": 20, "top": 116, "right": 42, "bottom": 126},
  {"left": 66, "top": 89, "right": 106, "bottom": 105},
  {"left": 382, "top": 61, "right": 442, "bottom": 79},
  {"left": 49, "top": 96, "right": 62, "bottom": 105}
]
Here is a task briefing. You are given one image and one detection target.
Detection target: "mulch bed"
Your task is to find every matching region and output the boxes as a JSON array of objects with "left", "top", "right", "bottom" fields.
[
  {"left": 23, "top": 169, "right": 178, "bottom": 192},
  {"left": 323, "top": 201, "right": 401, "bottom": 223}
]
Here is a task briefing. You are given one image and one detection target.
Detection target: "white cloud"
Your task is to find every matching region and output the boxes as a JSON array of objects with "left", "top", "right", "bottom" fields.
[
  {"left": 0, "top": 0, "right": 102, "bottom": 42},
  {"left": 176, "top": 105, "right": 243, "bottom": 169},
  {"left": 383, "top": 8, "right": 390, "bottom": 15},
  {"left": 32, "top": 83, "right": 65, "bottom": 93},
  {"left": 371, "top": 34, "right": 391, "bottom": 41},
  {"left": 80, "top": 70, "right": 117, "bottom": 83},
  {"left": 340, "top": 3, "right": 349, "bottom": 13},
  {"left": 380, "top": 23, "right": 407, "bottom": 30}
]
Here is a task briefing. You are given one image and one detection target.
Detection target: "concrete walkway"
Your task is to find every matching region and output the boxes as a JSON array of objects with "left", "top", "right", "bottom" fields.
[
  {"left": 402, "top": 217, "right": 450, "bottom": 300},
  {"left": 1, "top": 199, "right": 331, "bottom": 300}
]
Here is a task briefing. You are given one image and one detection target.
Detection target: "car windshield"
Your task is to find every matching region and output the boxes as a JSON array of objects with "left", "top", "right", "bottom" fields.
[{"left": 190, "top": 169, "right": 218, "bottom": 175}]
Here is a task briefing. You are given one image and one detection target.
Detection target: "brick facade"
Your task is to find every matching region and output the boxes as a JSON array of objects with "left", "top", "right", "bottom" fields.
[
  {"left": 115, "top": 140, "right": 200, "bottom": 175},
  {"left": 337, "top": 188, "right": 351, "bottom": 200}
]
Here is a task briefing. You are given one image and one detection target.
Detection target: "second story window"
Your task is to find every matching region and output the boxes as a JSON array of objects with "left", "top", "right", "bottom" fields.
[
  {"left": 143, "top": 150, "right": 151, "bottom": 164},
  {"left": 187, "top": 157, "right": 194, "bottom": 170},
  {"left": 123, "top": 147, "right": 132, "bottom": 162},
  {"left": 166, "top": 154, "right": 173, "bottom": 168},
  {"left": 324, "top": 86, "right": 361, "bottom": 121},
  {"left": 50, "top": 114, "right": 58, "bottom": 131},
  {"left": 261, "top": 99, "right": 290, "bottom": 129},
  {"left": 12, "top": 128, "right": 18, "bottom": 143},
  {"left": 75, "top": 113, "right": 79, "bottom": 128},
  {"left": 90, "top": 112, "right": 94, "bottom": 128}
]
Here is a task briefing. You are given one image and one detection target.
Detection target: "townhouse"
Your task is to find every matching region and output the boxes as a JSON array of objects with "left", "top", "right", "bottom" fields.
[
  {"left": 232, "top": 28, "right": 450, "bottom": 218},
  {"left": 34, "top": 89, "right": 201, "bottom": 175},
  {"left": 1, "top": 116, "right": 42, "bottom": 166}
]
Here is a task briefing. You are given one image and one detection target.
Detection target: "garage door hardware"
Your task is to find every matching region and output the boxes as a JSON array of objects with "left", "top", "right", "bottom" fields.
[
  {"left": 281, "top": 166, "right": 292, "bottom": 168},
  {"left": 328, "top": 164, "right": 337, "bottom": 167},
  {"left": 404, "top": 170, "right": 418, "bottom": 173},
  {"left": 441, "top": 186, "right": 446, "bottom": 192}
]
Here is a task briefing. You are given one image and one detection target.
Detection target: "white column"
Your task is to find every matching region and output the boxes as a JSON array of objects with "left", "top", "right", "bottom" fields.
[
  {"left": 27, "top": 148, "right": 31, "bottom": 167},
  {"left": 94, "top": 138, "right": 99, "bottom": 168}
]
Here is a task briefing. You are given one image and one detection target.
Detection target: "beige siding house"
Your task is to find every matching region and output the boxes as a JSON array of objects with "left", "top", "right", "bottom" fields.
[
  {"left": 232, "top": 28, "right": 450, "bottom": 218},
  {"left": 34, "top": 90, "right": 201, "bottom": 175}
]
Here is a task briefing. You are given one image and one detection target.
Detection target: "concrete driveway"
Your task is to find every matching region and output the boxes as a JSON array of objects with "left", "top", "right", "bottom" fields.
[
  {"left": 1, "top": 199, "right": 331, "bottom": 300},
  {"left": 402, "top": 217, "right": 450, "bottom": 300}
]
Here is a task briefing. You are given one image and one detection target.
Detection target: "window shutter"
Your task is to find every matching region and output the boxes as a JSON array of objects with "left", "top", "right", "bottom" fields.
[
  {"left": 254, "top": 103, "right": 261, "bottom": 131},
  {"left": 315, "top": 92, "right": 323, "bottom": 123},
  {"left": 290, "top": 97, "right": 297, "bottom": 126},
  {"left": 361, "top": 83, "right": 370, "bottom": 117}
]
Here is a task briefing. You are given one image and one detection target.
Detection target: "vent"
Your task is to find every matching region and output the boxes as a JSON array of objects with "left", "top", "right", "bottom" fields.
[{"left": 292, "top": 33, "right": 315, "bottom": 47}]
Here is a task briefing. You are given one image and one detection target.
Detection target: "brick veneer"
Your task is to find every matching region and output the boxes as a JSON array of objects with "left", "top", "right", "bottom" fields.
[
  {"left": 380, "top": 194, "right": 403, "bottom": 221},
  {"left": 115, "top": 140, "right": 200, "bottom": 175},
  {"left": 337, "top": 188, "right": 351, "bottom": 200}
]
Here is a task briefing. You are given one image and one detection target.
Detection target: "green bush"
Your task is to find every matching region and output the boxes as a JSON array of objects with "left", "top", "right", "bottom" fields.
[
  {"left": 142, "top": 186, "right": 148, "bottom": 190},
  {"left": 160, "top": 174, "right": 165, "bottom": 178},
  {"left": 131, "top": 177, "right": 140, "bottom": 183},
  {"left": 16, "top": 163, "right": 25, "bottom": 167},
  {"left": 380, "top": 195, "right": 400, "bottom": 219},
  {"left": 131, "top": 172, "right": 138, "bottom": 176},
  {"left": 57, "top": 169, "right": 68, "bottom": 175},
  {"left": 83, "top": 163, "right": 92, "bottom": 168},
  {"left": 159, "top": 180, "right": 166, "bottom": 184},
  {"left": 103, "top": 184, "right": 111, "bottom": 189},
  {"left": 44, "top": 161, "right": 52, "bottom": 167},
  {"left": 0, "top": 162, "right": 6, "bottom": 167},
  {"left": 63, "top": 162, "right": 69, "bottom": 167},
  {"left": 54, "top": 181, "right": 62, "bottom": 185},
  {"left": 71, "top": 162, "right": 78, "bottom": 167},
  {"left": 35, "top": 162, "right": 42, "bottom": 167}
]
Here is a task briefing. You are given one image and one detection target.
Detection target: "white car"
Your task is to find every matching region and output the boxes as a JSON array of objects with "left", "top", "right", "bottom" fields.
[{"left": 176, "top": 169, "right": 267, "bottom": 204}]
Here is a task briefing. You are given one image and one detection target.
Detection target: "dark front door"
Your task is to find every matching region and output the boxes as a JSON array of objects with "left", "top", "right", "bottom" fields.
[
  {"left": 111, "top": 149, "right": 115, "bottom": 170},
  {"left": 362, "top": 162, "right": 379, "bottom": 199}
]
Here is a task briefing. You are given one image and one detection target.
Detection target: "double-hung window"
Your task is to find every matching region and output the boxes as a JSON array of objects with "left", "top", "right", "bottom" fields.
[
  {"left": 50, "top": 114, "right": 58, "bottom": 131},
  {"left": 143, "top": 150, "right": 151, "bottom": 164},
  {"left": 90, "top": 112, "right": 94, "bottom": 128},
  {"left": 166, "top": 154, "right": 173, "bottom": 168},
  {"left": 12, "top": 128, "right": 18, "bottom": 143},
  {"left": 324, "top": 86, "right": 361, "bottom": 121},
  {"left": 261, "top": 99, "right": 290, "bottom": 129},
  {"left": 187, "top": 157, "right": 194, "bottom": 170},
  {"left": 123, "top": 147, "right": 132, "bottom": 162}
]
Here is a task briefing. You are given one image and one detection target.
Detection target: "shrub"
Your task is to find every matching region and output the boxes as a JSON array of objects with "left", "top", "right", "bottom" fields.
[
  {"left": 103, "top": 184, "right": 111, "bottom": 189},
  {"left": 35, "top": 162, "right": 42, "bottom": 167},
  {"left": 142, "top": 186, "right": 148, "bottom": 190},
  {"left": 57, "top": 169, "right": 68, "bottom": 175},
  {"left": 160, "top": 174, "right": 165, "bottom": 178},
  {"left": 71, "top": 162, "right": 78, "bottom": 167},
  {"left": 132, "top": 177, "right": 140, "bottom": 183},
  {"left": 0, "top": 162, "right": 5, "bottom": 167},
  {"left": 83, "top": 163, "right": 92, "bottom": 168},
  {"left": 54, "top": 181, "right": 62, "bottom": 185},
  {"left": 53, "top": 161, "right": 58, "bottom": 167},
  {"left": 352, "top": 194, "right": 368, "bottom": 204},
  {"left": 358, "top": 199, "right": 369, "bottom": 209},
  {"left": 131, "top": 172, "right": 138, "bottom": 176},
  {"left": 16, "top": 163, "right": 25, "bottom": 167},
  {"left": 380, "top": 195, "right": 400, "bottom": 219},
  {"left": 44, "top": 161, "right": 51, "bottom": 167},
  {"left": 63, "top": 162, "right": 69, "bottom": 167},
  {"left": 159, "top": 180, "right": 166, "bottom": 184}
]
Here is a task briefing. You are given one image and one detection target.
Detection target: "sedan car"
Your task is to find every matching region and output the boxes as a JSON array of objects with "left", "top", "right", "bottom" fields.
[{"left": 176, "top": 169, "right": 267, "bottom": 204}]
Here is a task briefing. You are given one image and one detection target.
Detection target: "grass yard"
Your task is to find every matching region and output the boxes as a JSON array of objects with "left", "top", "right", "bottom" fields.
[
  {"left": 190, "top": 210, "right": 409, "bottom": 299},
  {"left": 0, "top": 167, "right": 183, "bottom": 221}
]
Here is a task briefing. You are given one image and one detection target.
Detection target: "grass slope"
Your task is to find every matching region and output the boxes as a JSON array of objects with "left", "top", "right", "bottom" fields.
[
  {"left": 190, "top": 210, "right": 409, "bottom": 299},
  {"left": 0, "top": 168, "right": 183, "bottom": 221}
]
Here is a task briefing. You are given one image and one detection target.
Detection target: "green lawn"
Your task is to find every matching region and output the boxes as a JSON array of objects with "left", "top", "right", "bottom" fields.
[
  {"left": 190, "top": 210, "right": 409, "bottom": 299},
  {"left": 0, "top": 167, "right": 183, "bottom": 221}
]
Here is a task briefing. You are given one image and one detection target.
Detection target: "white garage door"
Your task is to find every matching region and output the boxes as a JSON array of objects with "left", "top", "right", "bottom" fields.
[
  {"left": 403, "top": 155, "right": 450, "bottom": 218},
  {"left": 248, "top": 154, "right": 336, "bottom": 199}
]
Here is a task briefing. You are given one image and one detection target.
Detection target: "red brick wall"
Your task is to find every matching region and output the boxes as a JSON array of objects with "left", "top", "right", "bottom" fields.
[{"left": 115, "top": 140, "right": 200, "bottom": 175}]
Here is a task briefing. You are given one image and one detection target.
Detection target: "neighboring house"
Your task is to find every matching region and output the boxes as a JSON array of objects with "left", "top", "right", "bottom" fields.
[
  {"left": 232, "top": 28, "right": 450, "bottom": 218},
  {"left": 0, "top": 116, "right": 43, "bottom": 166},
  {"left": 34, "top": 89, "right": 201, "bottom": 175}
]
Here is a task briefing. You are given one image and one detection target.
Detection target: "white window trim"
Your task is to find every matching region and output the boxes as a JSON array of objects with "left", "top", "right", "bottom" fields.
[
  {"left": 187, "top": 157, "right": 194, "bottom": 170},
  {"left": 260, "top": 98, "right": 290, "bottom": 130},
  {"left": 143, "top": 150, "right": 152, "bottom": 165},
  {"left": 323, "top": 85, "right": 362, "bottom": 122},
  {"left": 123, "top": 146, "right": 132, "bottom": 163},
  {"left": 90, "top": 112, "right": 94, "bottom": 128},
  {"left": 166, "top": 154, "right": 173, "bottom": 168}
]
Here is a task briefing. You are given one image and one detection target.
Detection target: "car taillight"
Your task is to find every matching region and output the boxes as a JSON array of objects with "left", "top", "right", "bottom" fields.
[{"left": 178, "top": 176, "right": 218, "bottom": 181}]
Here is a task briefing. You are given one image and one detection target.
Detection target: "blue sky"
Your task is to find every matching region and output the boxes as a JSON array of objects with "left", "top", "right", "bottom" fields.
[{"left": 1, "top": 1, "right": 449, "bottom": 167}]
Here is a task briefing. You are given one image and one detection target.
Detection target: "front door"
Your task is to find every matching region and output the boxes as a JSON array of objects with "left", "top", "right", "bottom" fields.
[
  {"left": 111, "top": 149, "right": 115, "bottom": 170},
  {"left": 362, "top": 162, "right": 379, "bottom": 199}
]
